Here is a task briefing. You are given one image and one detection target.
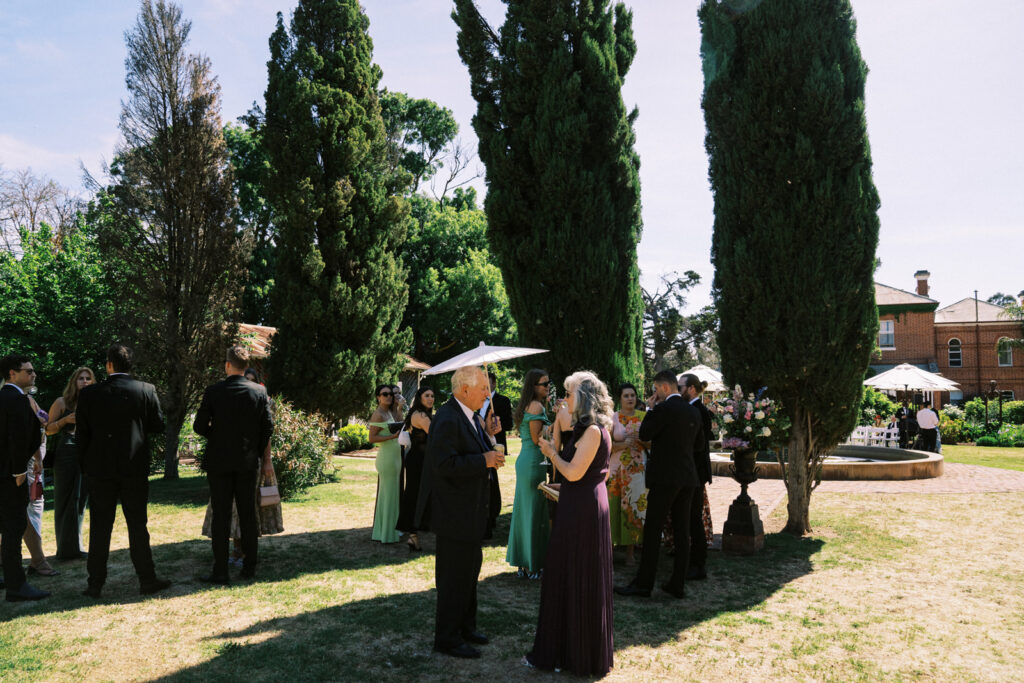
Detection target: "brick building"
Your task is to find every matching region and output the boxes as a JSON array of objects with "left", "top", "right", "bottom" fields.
[{"left": 873, "top": 271, "right": 1023, "bottom": 404}]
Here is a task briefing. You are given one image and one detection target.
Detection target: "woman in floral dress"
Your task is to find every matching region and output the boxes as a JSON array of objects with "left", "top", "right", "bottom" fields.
[{"left": 608, "top": 383, "right": 648, "bottom": 566}]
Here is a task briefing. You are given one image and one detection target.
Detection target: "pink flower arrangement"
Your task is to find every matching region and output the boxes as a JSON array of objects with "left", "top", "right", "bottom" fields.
[{"left": 714, "top": 384, "right": 790, "bottom": 452}]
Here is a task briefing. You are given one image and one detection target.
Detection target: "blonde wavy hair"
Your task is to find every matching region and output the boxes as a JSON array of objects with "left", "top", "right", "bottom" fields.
[{"left": 564, "top": 370, "right": 614, "bottom": 431}]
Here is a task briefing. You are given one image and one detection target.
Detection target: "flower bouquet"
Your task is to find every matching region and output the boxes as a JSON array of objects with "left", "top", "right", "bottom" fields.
[{"left": 714, "top": 385, "right": 790, "bottom": 453}]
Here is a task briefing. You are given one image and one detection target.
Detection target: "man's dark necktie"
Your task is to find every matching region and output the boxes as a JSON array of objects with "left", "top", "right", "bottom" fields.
[{"left": 474, "top": 416, "right": 491, "bottom": 451}]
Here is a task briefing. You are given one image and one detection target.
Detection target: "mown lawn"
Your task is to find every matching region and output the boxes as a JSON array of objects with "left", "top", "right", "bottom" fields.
[
  {"left": 942, "top": 443, "right": 1024, "bottom": 471},
  {"left": 2, "top": 457, "right": 1023, "bottom": 681}
]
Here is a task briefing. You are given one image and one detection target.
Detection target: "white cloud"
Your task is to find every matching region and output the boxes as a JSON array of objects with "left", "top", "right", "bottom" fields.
[{"left": 0, "top": 133, "right": 115, "bottom": 191}]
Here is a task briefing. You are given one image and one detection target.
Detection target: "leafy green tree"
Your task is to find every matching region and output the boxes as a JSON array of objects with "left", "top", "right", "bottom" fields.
[
  {"left": 701, "top": 0, "right": 881, "bottom": 534},
  {"left": 641, "top": 271, "right": 719, "bottom": 378},
  {"left": 453, "top": 0, "right": 645, "bottom": 388},
  {"left": 263, "top": 0, "right": 412, "bottom": 422},
  {"left": 98, "top": 0, "right": 249, "bottom": 478},
  {"left": 0, "top": 222, "right": 115, "bottom": 402},
  {"left": 401, "top": 196, "right": 516, "bottom": 365},
  {"left": 380, "top": 91, "right": 458, "bottom": 194},
  {"left": 987, "top": 292, "right": 1017, "bottom": 308}
]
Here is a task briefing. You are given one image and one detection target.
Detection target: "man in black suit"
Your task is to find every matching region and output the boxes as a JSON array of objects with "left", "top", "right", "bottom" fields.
[
  {"left": 481, "top": 370, "right": 512, "bottom": 539},
  {"left": 615, "top": 369, "right": 703, "bottom": 599},
  {"left": 194, "top": 345, "right": 274, "bottom": 583},
  {"left": 417, "top": 365, "right": 505, "bottom": 659},
  {"left": 680, "top": 373, "right": 713, "bottom": 580},
  {"left": 77, "top": 344, "right": 170, "bottom": 598},
  {"left": 0, "top": 354, "right": 50, "bottom": 601}
]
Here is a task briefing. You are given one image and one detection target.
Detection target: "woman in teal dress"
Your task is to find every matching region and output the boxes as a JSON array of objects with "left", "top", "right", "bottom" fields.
[
  {"left": 506, "top": 368, "right": 552, "bottom": 578},
  {"left": 369, "top": 384, "right": 403, "bottom": 544}
]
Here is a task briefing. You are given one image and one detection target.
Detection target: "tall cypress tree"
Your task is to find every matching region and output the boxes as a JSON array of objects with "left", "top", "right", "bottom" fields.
[
  {"left": 453, "top": 0, "right": 644, "bottom": 387},
  {"left": 263, "top": 0, "right": 411, "bottom": 422},
  {"left": 701, "top": 0, "right": 880, "bottom": 534}
]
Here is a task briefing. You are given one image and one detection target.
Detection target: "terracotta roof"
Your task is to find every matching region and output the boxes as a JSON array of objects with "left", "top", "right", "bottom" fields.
[
  {"left": 236, "top": 323, "right": 276, "bottom": 358},
  {"left": 875, "top": 282, "right": 937, "bottom": 306},
  {"left": 935, "top": 298, "right": 1010, "bottom": 324}
]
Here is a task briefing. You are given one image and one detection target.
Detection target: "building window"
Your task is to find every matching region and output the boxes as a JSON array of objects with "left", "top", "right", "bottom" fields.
[
  {"left": 1000, "top": 390, "right": 1015, "bottom": 401},
  {"left": 948, "top": 338, "right": 962, "bottom": 367},
  {"left": 998, "top": 338, "right": 1013, "bottom": 367},
  {"left": 878, "top": 320, "right": 895, "bottom": 349}
]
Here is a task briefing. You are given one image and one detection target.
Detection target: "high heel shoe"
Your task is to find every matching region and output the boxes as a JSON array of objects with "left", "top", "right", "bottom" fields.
[{"left": 407, "top": 533, "right": 421, "bottom": 552}]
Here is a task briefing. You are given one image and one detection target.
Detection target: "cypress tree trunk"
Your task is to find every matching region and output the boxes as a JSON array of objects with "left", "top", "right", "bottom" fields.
[
  {"left": 701, "top": 0, "right": 880, "bottom": 535},
  {"left": 263, "top": 0, "right": 412, "bottom": 423},
  {"left": 453, "top": 0, "right": 645, "bottom": 387}
]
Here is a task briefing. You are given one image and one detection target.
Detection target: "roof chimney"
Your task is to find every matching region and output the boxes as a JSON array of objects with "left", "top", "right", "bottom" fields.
[{"left": 914, "top": 270, "right": 930, "bottom": 297}]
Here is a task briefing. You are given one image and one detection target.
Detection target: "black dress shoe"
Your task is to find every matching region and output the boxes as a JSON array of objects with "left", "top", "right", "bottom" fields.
[
  {"left": 238, "top": 568, "right": 256, "bottom": 580},
  {"left": 462, "top": 630, "right": 489, "bottom": 645},
  {"left": 6, "top": 582, "right": 51, "bottom": 602},
  {"left": 661, "top": 582, "right": 686, "bottom": 599},
  {"left": 139, "top": 578, "right": 172, "bottom": 595},
  {"left": 435, "top": 643, "right": 481, "bottom": 659},
  {"left": 58, "top": 551, "right": 88, "bottom": 561},
  {"left": 82, "top": 584, "right": 102, "bottom": 598},
  {"left": 614, "top": 582, "right": 651, "bottom": 598},
  {"left": 0, "top": 577, "right": 5, "bottom": 590},
  {"left": 199, "top": 574, "right": 230, "bottom": 585},
  {"left": 686, "top": 566, "right": 707, "bottom": 581}
]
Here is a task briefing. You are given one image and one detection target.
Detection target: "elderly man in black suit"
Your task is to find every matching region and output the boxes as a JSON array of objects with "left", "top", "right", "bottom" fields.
[
  {"left": 615, "top": 369, "right": 703, "bottom": 599},
  {"left": 0, "top": 354, "right": 50, "bottom": 601},
  {"left": 194, "top": 345, "right": 274, "bottom": 583},
  {"left": 417, "top": 365, "right": 505, "bottom": 659},
  {"left": 77, "top": 344, "right": 170, "bottom": 598}
]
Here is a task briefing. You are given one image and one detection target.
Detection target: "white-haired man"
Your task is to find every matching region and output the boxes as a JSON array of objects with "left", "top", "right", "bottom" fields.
[{"left": 417, "top": 365, "right": 505, "bottom": 659}]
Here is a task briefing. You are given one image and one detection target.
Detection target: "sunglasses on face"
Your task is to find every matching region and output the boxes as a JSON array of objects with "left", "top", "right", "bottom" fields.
[
  {"left": 379, "top": 392, "right": 392, "bottom": 397},
  {"left": 535, "top": 381, "right": 551, "bottom": 387}
]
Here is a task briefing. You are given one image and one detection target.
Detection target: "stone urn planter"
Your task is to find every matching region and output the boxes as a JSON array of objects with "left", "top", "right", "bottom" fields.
[{"left": 721, "top": 448, "right": 765, "bottom": 554}]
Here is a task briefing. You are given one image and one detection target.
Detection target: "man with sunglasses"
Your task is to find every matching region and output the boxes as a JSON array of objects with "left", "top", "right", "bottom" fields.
[{"left": 0, "top": 354, "right": 50, "bottom": 601}]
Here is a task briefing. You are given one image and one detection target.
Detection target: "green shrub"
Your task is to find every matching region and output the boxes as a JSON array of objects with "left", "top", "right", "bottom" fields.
[
  {"left": 1003, "top": 401, "right": 1024, "bottom": 424},
  {"left": 939, "top": 416, "right": 968, "bottom": 445},
  {"left": 975, "top": 436, "right": 998, "bottom": 447},
  {"left": 268, "top": 396, "right": 333, "bottom": 499},
  {"left": 941, "top": 404, "right": 965, "bottom": 421},
  {"left": 336, "top": 423, "right": 371, "bottom": 452},
  {"left": 994, "top": 423, "right": 1024, "bottom": 447},
  {"left": 860, "top": 387, "right": 896, "bottom": 426}
]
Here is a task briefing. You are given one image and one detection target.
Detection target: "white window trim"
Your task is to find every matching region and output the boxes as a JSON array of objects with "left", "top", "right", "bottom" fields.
[
  {"left": 947, "top": 338, "right": 962, "bottom": 368},
  {"left": 998, "top": 338, "right": 1013, "bottom": 367},
  {"left": 878, "top": 320, "right": 895, "bottom": 350}
]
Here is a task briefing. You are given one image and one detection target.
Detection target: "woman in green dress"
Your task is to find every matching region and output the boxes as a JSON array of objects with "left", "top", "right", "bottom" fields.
[
  {"left": 369, "top": 384, "right": 403, "bottom": 544},
  {"left": 506, "top": 368, "right": 552, "bottom": 578}
]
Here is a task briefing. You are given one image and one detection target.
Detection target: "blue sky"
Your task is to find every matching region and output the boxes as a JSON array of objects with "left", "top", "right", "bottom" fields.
[{"left": 1, "top": 0, "right": 1021, "bottom": 310}]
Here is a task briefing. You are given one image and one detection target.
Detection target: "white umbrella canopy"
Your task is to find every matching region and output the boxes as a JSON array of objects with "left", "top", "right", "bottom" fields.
[
  {"left": 863, "top": 364, "right": 960, "bottom": 392},
  {"left": 678, "top": 364, "right": 728, "bottom": 392},
  {"left": 421, "top": 341, "right": 549, "bottom": 376}
]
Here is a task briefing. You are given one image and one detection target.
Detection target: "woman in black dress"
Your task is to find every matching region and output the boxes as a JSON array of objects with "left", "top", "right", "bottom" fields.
[
  {"left": 396, "top": 386, "right": 435, "bottom": 551},
  {"left": 528, "top": 370, "right": 615, "bottom": 677}
]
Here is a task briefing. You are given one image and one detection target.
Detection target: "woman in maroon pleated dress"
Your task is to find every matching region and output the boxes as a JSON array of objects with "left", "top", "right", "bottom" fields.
[{"left": 526, "top": 370, "right": 614, "bottom": 676}]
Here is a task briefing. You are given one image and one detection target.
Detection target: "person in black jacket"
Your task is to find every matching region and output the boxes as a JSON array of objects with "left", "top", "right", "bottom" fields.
[
  {"left": 0, "top": 354, "right": 50, "bottom": 601},
  {"left": 481, "top": 370, "right": 513, "bottom": 539},
  {"left": 77, "top": 344, "right": 170, "bottom": 598},
  {"left": 416, "top": 365, "right": 505, "bottom": 659},
  {"left": 680, "top": 373, "right": 713, "bottom": 580},
  {"left": 193, "top": 346, "right": 274, "bottom": 583},
  {"left": 615, "top": 370, "right": 703, "bottom": 599}
]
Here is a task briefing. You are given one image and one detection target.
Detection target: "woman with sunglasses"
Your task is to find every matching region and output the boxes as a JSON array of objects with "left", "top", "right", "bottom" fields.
[
  {"left": 506, "top": 368, "right": 552, "bottom": 579},
  {"left": 369, "top": 384, "right": 402, "bottom": 544}
]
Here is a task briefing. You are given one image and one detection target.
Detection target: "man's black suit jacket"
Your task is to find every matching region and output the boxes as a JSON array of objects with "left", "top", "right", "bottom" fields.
[
  {"left": 489, "top": 393, "right": 513, "bottom": 449},
  {"left": 0, "top": 384, "right": 41, "bottom": 478},
  {"left": 417, "top": 397, "right": 490, "bottom": 541},
  {"left": 692, "top": 397, "right": 713, "bottom": 485},
  {"left": 193, "top": 375, "right": 274, "bottom": 473},
  {"left": 638, "top": 394, "right": 702, "bottom": 489},
  {"left": 77, "top": 374, "right": 164, "bottom": 479}
]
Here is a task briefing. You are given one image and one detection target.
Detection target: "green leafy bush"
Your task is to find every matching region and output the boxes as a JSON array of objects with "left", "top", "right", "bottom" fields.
[
  {"left": 994, "top": 423, "right": 1024, "bottom": 447},
  {"left": 336, "top": 423, "right": 371, "bottom": 452},
  {"left": 939, "top": 416, "right": 968, "bottom": 445},
  {"left": 975, "top": 436, "right": 998, "bottom": 447},
  {"left": 941, "top": 405, "right": 965, "bottom": 421},
  {"left": 1003, "top": 401, "right": 1024, "bottom": 424},
  {"left": 268, "top": 396, "right": 333, "bottom": 499},
  {"left": 859, "top": 387, "right": 896, "bottom": 426}
]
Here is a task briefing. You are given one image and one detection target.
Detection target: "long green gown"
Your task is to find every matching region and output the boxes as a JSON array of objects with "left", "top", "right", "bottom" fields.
[
  {"left": 370, "top": 420, "right": 401, "bottom": 543},
  {"left": 506, "top": 412, "right": 551, "bottom": 572}
]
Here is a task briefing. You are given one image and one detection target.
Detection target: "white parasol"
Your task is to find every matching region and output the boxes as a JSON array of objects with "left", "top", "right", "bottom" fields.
[
  {"left": 421, "top": 341, "right": 549, "bottom": 376},
  {"left": 863, "top": 364, "right": 960, "bottom": 392},
  {"left": 678, "top": 364, "right": 728, "bottom": 392}
]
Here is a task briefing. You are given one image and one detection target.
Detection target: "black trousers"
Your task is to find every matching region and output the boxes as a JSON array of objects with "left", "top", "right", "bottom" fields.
[
  {"left": 208, "top": 469, "right": 259, "bottom": 577},
  {"left": 53, "top": 443, "right": 87, "bottom": 558},
  {"left": 86, "top": 475, "right": 156, "bottom": 588},
  {"left": 689, "top": 484, "right": 708, "bottom": 569},
  {"left": 434, "top": 534, "right": 482, "bottom": 650},
  {"left": 919, "top": 428, "right": 938, "bottom": 453},
  {"left": 636, "top": 483, "right": 697, "bottom": 590},
  {"left": 1, "top": 476, "right": 29, "bottom": 591},
  {"left": 484, "top": 470, "right": 500, "bottom": 538}
]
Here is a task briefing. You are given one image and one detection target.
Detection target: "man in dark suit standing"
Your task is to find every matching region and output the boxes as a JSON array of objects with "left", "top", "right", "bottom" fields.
[
  {"left": 481, "top": 370, "right": 513, "bottom": 539},
  {"left": 417, "top": 365, "right": 505, "bottom": 659},
  {"left": 680, "top": 373, "right": 713, "bottom": 580},
  {"left": 193, "top": 345, "right": 274, "bottom": 583},
  {"left": 77, "top": 344, "right": 170, "bottom": 598},
  {"left": 615, "top": 369, "right": 703, "bottom": 599},
  {"left": 0, "top": 354, "right": 50, "bottom": 601}
]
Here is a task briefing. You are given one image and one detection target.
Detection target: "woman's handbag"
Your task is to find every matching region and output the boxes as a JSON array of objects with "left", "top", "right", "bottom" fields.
[
  {"left": 397, "top": 428, "right": 412, "bottom": 450},
  {"left": 258, "top": 484, "right": 281, "bottom": 507}
]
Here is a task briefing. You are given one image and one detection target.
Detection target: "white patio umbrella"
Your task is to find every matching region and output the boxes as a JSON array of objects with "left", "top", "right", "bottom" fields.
[
  {"left": 863, "top": 364, "right": 960, "bottom": 392},
  {"left": 421, "top": 341, "right": 549, "bottom": 376},
  {"left": 678, "top": 364, "right": 727, "bottom": 392}
]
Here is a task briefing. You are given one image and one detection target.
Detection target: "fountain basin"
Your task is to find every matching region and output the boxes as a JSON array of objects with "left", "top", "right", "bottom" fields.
[{"left": 710, "top": 445, "right": 943, "bottom": 481}]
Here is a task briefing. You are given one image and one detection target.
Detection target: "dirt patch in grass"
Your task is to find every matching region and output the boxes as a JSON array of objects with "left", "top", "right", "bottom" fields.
[{"left": 2, "top": 461, "right": 1023, "bottom": 681}]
